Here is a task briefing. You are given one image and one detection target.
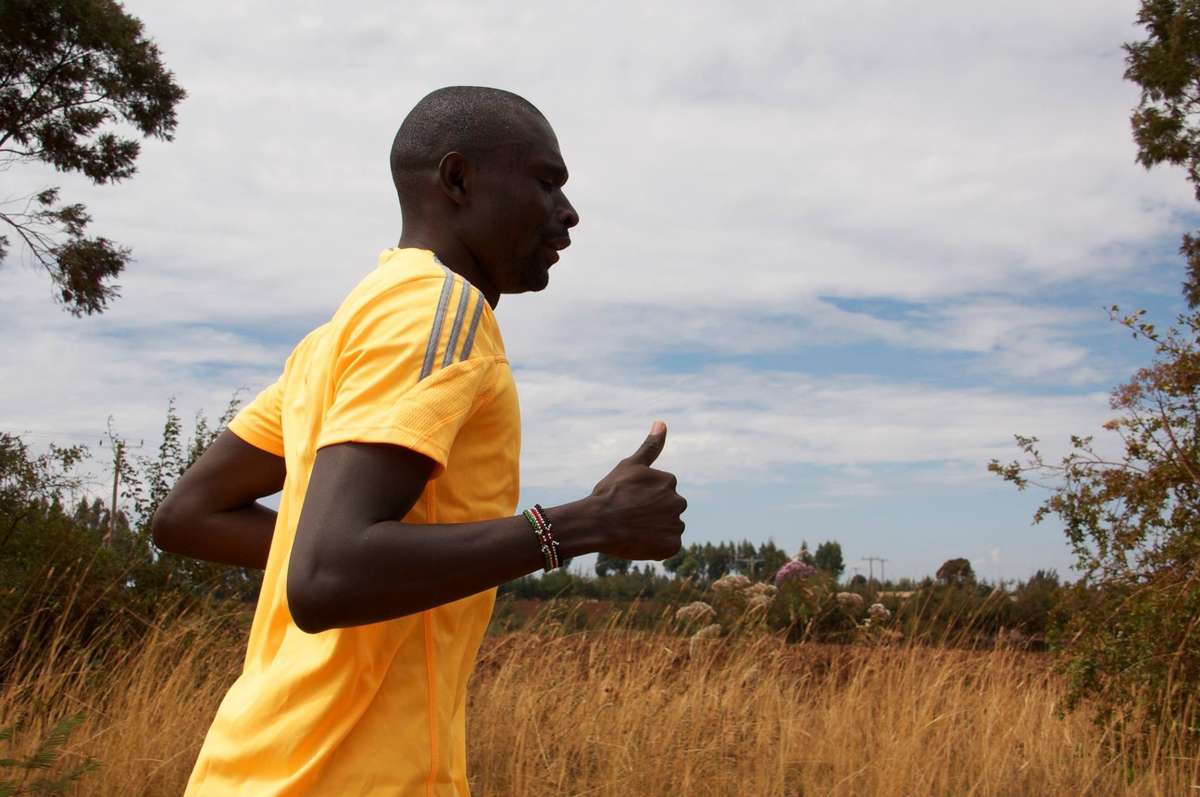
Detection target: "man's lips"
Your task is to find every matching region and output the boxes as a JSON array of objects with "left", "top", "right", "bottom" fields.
[{"left": 544, "top": 237, "right": 570, "bottom": 265}]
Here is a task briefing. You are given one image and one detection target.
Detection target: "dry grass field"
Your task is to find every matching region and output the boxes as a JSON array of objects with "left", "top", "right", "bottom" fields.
[{"left": 1, "top": 602, "right": 1197, "bottom": 796}]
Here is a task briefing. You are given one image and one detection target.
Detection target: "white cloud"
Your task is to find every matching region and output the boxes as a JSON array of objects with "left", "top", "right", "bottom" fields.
[
  {"left": 514, "top": 363, "right": 1115, "bottom": 489},
  {"left": 3, "top": 0, "right": 1187, "bottom": 325},
  {"left": 0, "top": 0, "right": 1181, "bottom": 579}
]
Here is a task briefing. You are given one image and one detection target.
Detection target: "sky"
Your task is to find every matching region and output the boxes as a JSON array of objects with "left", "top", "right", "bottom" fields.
[{"left": 2, "top": 0, "right": 1195, "bottom": 583}]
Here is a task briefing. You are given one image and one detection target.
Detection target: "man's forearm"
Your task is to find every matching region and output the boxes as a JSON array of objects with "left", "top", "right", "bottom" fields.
[
  {"left": 151, "top": 430, "right": 285, "bottom": 571},
  {"left": 154, "top": 501, "right": 277, "bottom": 570},
  {"left": 289, "top": 498, "right": 604, "bottom": 631}
]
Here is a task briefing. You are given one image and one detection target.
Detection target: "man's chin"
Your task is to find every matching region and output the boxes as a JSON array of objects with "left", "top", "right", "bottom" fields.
[
  {"left": 520, "top": 262, "right": 551, "bottom": 293},
  {"left": 525, "top": 270, "right": 550, "bottom": 293}
]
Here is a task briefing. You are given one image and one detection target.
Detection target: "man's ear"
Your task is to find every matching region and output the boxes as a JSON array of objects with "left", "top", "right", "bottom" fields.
[{"left": 437, "top": 151, "right": 470, "bottom": 206}]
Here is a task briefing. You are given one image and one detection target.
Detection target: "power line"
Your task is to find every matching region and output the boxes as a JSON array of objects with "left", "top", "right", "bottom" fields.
[{"left": 0, "top": 428, "right": 102, "bottom": 442}]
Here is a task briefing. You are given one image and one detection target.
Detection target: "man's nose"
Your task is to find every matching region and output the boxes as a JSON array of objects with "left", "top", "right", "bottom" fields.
[{"left": 559, "top": 195, "right": 579, "bottom": 229}]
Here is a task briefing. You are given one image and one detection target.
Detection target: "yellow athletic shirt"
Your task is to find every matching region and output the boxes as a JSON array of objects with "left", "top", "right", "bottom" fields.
[{"left": 184, "top": 248, "right": 521, "bottom": 796}]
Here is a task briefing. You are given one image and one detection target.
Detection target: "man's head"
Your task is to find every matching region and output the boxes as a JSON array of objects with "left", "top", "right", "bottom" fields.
[{"left": 391, "top": 87, "right": 579, "bottom": 297}]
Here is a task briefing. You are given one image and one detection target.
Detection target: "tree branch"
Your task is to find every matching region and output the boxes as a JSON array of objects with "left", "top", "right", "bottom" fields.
[
  {"left": 0, "top": 44, "right": 81, "bottom": 149},
  {"left": 0, "top": 210, "right": 55, "bottom": 269},
  {"left": 1155, "top": 394, "right": 1200, "bottom": 484}
]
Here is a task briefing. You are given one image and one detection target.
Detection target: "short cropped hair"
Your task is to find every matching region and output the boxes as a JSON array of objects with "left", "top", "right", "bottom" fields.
[{"left": 390, "top": 86, "right": 545, "bottom": 201}]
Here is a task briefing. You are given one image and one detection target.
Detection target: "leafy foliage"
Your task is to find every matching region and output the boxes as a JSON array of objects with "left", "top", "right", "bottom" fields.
[
  {"left": 0, "top": 434, "right": 86, "bottom": 553},
  {"left": 0, "top": 397, "right": 258, "bottom": 668},
  {"left": 986, "top": 0, "right": 1200, "bottom": 735},
  {"left": 593, "top": 552, "right": 631, "bottom": 578},
  {"left": 936, "top": 557, "right": 975, "bottom": 587},
  {"left": 1124, "top": 0, "right": 1200, "bottom": 310},
  {"left": 0, "top": 0, "right": 185, "bottom": 315},
  {"left": 990, "top": 315, "right": 1200, "bottom": 727},
  {"left": 661, "top": 538, "right": 790, "bottom": 583},
  {"left": 813, "top": 540, "right": 845, "bottom": 578},
  {"left": 0, "top": 713, "right": 98, "bottom": 796}
]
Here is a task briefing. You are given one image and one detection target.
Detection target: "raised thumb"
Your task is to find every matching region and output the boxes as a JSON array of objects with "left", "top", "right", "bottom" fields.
[{"left": 626, "top": 421, "right": 667, "bottom": 467}]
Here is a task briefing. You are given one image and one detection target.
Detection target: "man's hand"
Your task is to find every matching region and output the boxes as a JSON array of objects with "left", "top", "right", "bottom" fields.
[
  {"left": 587, "top": 421, "right": 687, "bottom": 561},
  {"left": 284, "top": 421, "right": 687, "bottom": 631}
]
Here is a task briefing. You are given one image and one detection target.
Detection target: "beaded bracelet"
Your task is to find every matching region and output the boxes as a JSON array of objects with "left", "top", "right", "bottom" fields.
[
  {"left": 522, "top": 508, "right": 558, "bottom": 572},
  {"left": 522, "top": 504, "right": 561, "bottom": 573},
  {"left": 525, "top": 505, "right": 560, "bottom": 572}
]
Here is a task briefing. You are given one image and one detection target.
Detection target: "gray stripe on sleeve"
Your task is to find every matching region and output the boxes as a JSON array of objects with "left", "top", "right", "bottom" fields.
[
  {"left": 458, "top": 292, "right": 486, "bottom": 361},
  {"left": 441, "top": 278, "right": 472, "bottom": 368},
  {"left": 419, "top": 267, "right": 455, "bottom": 380}
]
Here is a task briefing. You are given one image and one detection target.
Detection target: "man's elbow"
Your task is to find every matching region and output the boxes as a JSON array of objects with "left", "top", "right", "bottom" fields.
[
  {"left": 150, "top": 495, "right": 184, "bottom": 553},
  {"left": 286, "top": 563, "right": 339, "bottom": 634}
]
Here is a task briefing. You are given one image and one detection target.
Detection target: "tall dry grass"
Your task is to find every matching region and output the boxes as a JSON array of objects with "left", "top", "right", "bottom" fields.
[{"left": 1, "top": 601, "right": 1196, "bottom": 796}]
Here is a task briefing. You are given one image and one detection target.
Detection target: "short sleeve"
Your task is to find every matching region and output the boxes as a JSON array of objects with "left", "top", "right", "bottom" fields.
[
  {"left": 229, "top": 377, "right": 285, "bottom": 457},
  {"left": 316, "top": 271, "right": 498, "bottom": 477}
]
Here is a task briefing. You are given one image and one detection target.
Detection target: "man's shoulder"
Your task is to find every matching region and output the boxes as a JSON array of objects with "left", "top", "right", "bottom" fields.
[
  {"left": 329, "top": 248, "right": 498, "bottom": 369},
  {"left": 339, "top": 248, "right": 447, "bottom": 316}
]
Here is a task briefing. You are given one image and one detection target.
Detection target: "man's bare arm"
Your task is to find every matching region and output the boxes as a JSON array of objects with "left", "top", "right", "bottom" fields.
[
  {"left": 287, "top": 424, "right": 685, "bottom": 633},
  {"left": 151, "top": 430, "right": 286, "bottom": 570}
]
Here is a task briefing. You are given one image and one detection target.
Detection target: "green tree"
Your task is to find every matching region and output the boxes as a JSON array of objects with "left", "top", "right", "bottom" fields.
[
  {"left": 813, "top": 540, "right": 845, "bottom": 579},
  {"left": 662, "top": 545, "right": 688, "bottom": 575},
  {"left": 122, "top": 396, "right": 262, "bottom": 603},
  {"left": 0, "top": 432, "right": 125, "bottom": 664},
  {"left": 0, "top": 433, "right": 86, "bottom": 554},
  {"left": 0, "top": 0, "right": 185, "bottom": 315},
  {"left": 990, "top": 0, "right": 1200, "bottom": 732},
  {"left": 935, "top": 558, "right": 974, "bottom": 587},
  {"left": 1125, "top": 0, "right": 1200, "bottom": 308},
  {"left": 704, "top": 541, "right": 733, "bottom": 581},
  {"left": 1009, "top": 570, "right": 1064, "bottom": 641},
  {"left": 757, "top": 539, "right": 789, "bottom": 581},
  {"left": 594, "top": 552, "right": 631, "bottom": 578}
]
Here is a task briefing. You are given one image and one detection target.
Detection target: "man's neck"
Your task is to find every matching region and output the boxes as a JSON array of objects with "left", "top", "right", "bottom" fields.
[{"left": 396, "top": 230, "right": 500, "bottom": 308}]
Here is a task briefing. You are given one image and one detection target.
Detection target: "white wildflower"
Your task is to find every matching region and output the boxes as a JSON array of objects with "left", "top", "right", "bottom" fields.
[
  {"left": 674, "top": 601, "right": 717, "bottom": 626},
  {"left": 712, "top": 573, "right": 751, "bottom": 593},
  {"left": 836, "top": 592, "right": 865, "bottom": 610},
  {"left": 744, "top": 582, "right": 778, "bottom": 599},
  {"left": 746, "top": 594, "right": 774, "bottom": 613},
  {"left": 688, "top": 623, "right": 723, "bottom": 656}
]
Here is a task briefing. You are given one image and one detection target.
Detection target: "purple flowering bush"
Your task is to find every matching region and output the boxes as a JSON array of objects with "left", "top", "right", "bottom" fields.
[
  {"left": 774, "top": 559, "right": 820, "bottom": 584},
  {"left": 769, "top": 558, "right": 830, "bottom": 638}
]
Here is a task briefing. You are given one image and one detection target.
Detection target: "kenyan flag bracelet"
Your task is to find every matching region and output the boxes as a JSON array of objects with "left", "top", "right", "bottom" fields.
[{"left": 523, "top": 504, "right": 561, "bottom": 573}]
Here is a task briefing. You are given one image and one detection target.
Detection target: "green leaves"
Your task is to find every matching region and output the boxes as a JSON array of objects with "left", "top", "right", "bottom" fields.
[
  {"left": 1126, "top": 0, "right": 1200, "bottom": 310},
  {"left": 0, "top": 0, "right": 185, "bottom": 161},
  {"left": 813, "top": 541, "right": 845, "bottom": 578},
  {"left": 993, "top": 304, "right": 1200, "bottom": 732},
  {"left": 0, "top": 0, "right": 184, "bottom": 316},
  {"left": 993, "top": 11, "right": 1200, "bottom": 714},
  {"left": 0, "top": 713, "right": 99, "bottom": 796}
]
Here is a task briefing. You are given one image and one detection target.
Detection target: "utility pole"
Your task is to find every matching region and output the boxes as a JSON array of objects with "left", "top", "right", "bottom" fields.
[
  {"left": 733, "top": 555, "right": 763, "bottom": 580},
  {"left": 101, "top": 418, "right": 140, "bottom": 546},
  {"left": 108, "top": 440, "right": 123, "bottom": 544},
  {"left": 863, "top": 556, "right": 885, "bottom": 587}
]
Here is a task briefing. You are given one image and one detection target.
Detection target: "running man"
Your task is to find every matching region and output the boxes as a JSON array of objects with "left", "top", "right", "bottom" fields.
[{"left": 152, "top": 86, "right": 687, "bottom": 795}]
